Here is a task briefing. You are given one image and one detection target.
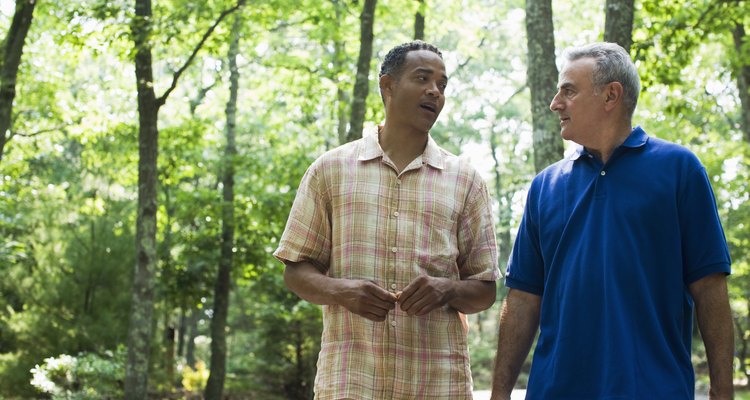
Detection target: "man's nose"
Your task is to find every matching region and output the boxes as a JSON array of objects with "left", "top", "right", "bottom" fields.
[
  {"left": 426, "top": 82, "right": 440, "bottom": 97},
  {"left": 550, "top": 92, "right": 562, "bottom": 112}
]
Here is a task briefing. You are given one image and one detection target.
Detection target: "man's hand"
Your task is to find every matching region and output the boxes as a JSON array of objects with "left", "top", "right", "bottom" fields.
[
  {"left": 283, "top": 261, "right": 397, "bottom": 322},
  {"left": 398, "top": 275, "right": 453, "bottom": 316},
  {"left": 336, "top": 280, "right": 398, "bottom": 322}
]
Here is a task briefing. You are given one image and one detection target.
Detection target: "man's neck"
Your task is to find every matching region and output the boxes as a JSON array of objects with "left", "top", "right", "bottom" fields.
[
  {"left": 585, "top": 123, "right": 632, "bottom": 164},
  {"left": 378, "top": 124, "right": 429, "bottom": 173}
]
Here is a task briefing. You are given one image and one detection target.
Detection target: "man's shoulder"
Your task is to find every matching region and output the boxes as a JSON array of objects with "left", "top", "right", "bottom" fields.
[
  {"left": 440, "top": 151, "right": 486, "bottom": 182},
  {"left": 532, "top": 156, "right": 573, "bottom": 183},
  {"left": 640, "top": 134, "right": 704, "bottom": 170},
  {"left": 311, "top": 139, "right": 363, "bottom": 166}
]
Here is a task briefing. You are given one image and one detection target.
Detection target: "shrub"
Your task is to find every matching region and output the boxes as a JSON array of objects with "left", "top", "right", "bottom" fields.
[{"left": 29, "top": 347, "right": 125, "bottom": 399}]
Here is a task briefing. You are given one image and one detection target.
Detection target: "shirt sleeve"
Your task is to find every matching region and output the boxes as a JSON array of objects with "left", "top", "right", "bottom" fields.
[
  {"left": 273, "top": 162, "right": 332, "bottom": 273},
  {"left": 504, "top": 180, "right": 545, "bottom": 295},
  {"left": 678, "top": 164, "right": 731, "bottom": 284},
  {"left": 456, "top": 172, "right": 500, "bottom": 281}
]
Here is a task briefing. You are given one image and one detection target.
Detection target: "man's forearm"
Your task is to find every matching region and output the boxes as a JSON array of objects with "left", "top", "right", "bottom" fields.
[
  {"left": 283, "top": 261, "right": 340, "bottom": 305},
  {"left": 491, "top": 289, "right": 541, "bottom": 400},
  {"left": 691, "top": 274, "right": 734, "bottom": 399},
  {"left": 284, "top": 260, "right": 398, "bottom": 321},
  {"left": 447, "top": 279, "right": 497, "bottom": 314}
]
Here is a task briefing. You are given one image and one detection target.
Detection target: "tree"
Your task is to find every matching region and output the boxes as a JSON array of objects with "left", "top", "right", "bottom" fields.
[
  {"left": 603, "top": 0, "right": 634, "bottom": 52},
  {"left": 0, "top": 0, "right": 36, "bottom": 163},
  {"left": 345, "top": 0, "right": 377, "bottom": 143},
  {"left": 125, "top": 1, "right": 160, "bottom": 396},
  {"left": 525, "top": 0, "right": 563, "bottom": 172},
  {"left": 125, "top": 1, "right": 244, "bottom": 398},
  {"left": 204, "top": 11, "right": 242, "bottom": 400},
  {"left": 414, "top": 0, "right": 425, "bottom": 40},
  {"left": 635, "top": 0, "right": 749, "bottom": 142},
  {"left": 331, "top": 0, "right": 351, "bottom": 146},
  {"left": 732, "top": 22, "right": 750, "bottom": 143}
]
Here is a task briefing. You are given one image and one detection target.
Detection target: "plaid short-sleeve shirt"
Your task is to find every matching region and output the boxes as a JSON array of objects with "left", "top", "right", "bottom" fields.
[{"left": 275, "top": 128, "right": 499, "bottom": 400}]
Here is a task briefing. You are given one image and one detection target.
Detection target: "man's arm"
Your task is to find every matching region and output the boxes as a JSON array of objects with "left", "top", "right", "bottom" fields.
[
  {"left": 283, "top": 260, "right": 398, "bottom": 322},
  {"left": 491, "top": 288, "right": 542, "bottom": 400},
  {"left": 689, "top": 273, "right": 734, "bottom": 400},
  {"left": 397, "top": 276, "right": 496, "bottom": 315}
]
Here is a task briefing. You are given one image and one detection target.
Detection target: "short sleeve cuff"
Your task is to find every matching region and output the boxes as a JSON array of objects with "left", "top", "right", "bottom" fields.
[
  {"left": 504, "top": 276, "right": 544, "bottom": 296},
  {"left": 684, "top": 261, "right": 731, "bottom": 285}
]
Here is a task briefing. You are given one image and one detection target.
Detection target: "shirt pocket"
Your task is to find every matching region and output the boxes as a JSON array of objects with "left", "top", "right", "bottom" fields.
[{"left": 415, "top": 196, "right": 460, "bottom": 277}]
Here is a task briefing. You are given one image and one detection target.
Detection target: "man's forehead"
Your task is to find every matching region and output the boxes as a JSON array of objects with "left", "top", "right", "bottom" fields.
[
  {"left": 404, "top": 51, "right": 447, "bottom": 77},
  {"left": 557, "top": 59, "right": 594, "bottom": 87}
]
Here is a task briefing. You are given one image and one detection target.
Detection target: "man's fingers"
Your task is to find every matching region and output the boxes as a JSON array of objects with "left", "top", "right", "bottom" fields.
[{"left": 363, "top": 311, "right": 388, "bottom": 322}]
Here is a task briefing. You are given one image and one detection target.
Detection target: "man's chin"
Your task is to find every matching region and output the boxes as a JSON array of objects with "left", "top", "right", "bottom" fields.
[{"left": 416, "top": 120, "right": 437, "bottom": 134}]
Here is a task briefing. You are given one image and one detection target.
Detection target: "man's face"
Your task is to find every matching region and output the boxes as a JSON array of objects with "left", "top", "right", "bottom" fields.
[
  {"left": 382, "top": 50, "right": 447, "bottom": 134},
  {"left": 549, "top": 57, "right": 607, "bottom": 144}
]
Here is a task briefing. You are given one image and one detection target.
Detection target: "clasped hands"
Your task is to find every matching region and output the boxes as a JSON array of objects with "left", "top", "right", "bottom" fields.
[{"left": 337, "top": 275, "right": 453, "bottom": 322}]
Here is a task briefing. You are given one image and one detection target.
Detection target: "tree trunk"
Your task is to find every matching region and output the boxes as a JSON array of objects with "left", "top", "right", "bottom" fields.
[
  {"left": 204, "top": 13, "right": 241, "bottom": 400},
  {"left": 603, "top": 0, "right": 634, "bottom": 53},
  {"left": 125, "top": 2, "right": 243, "bottom": 397},
  {"left": 165, "top": 324, "right": 176, "bottom": 388},
  {"left": 525, "top": 0, "right": 563, "bottom": 173},
  {"left": 734, "top": 315, "right": 748, "bottom": 381},
  {"left": 0, "top": 0, "right": 36, "bottom": 163},
  {"left": 488, "top": 134, "right": 513, "bottom": 269},
  {"left": 414, "top": 0, "right": 425, "bottom": 40},
  {"left": 177, "top": 308, "right": 187, "bottom": 358},
  {"left": 125, "top": 1, "right": 159, "bottom": 398},
  {"left": 345, "top": 0, "right": 377, "bottom": 143},
  {"left": 732, "top": 22, "right": 750, "bottom": 144},
  {"left": 332, "top": 0, "right": 349, "bottom": 146},
  {"left": 186, "top": 306, "right": 200, "bottom": 368}
]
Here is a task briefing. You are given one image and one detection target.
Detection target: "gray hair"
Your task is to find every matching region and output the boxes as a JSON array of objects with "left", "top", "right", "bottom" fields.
[{"left": 562, "top": 42, "right": 641, "bottom": 118}]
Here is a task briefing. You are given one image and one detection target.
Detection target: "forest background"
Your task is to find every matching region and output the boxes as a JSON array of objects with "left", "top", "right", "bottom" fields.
[{"left": 0, "top": 0, "right": 749, "bottom": 399}]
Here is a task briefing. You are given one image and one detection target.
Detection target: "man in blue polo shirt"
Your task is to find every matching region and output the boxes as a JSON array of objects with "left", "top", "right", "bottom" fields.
[{"left": 491, "top": 42, "right": 734, "bottom": 399}]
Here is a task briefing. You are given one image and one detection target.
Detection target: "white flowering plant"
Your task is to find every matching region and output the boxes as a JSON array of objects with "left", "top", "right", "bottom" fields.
[{"left": 29, "top": 347, "right": 125, "bottom": 399}]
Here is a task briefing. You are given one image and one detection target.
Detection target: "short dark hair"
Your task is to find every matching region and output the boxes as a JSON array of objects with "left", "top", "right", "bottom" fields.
[{"left": 379, "top": 40, "right": 442, "bottom": 79}]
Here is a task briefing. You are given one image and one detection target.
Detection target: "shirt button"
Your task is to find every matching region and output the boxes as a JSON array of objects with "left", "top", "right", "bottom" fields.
[
  {"left": 390, "top": 283, "right": 397, "bottom": 290},
  {"left": 393, "top": 211, "right": 399, "bottom": 217},
  {"left": 391, "top": 247, "right": 398, "bottom": 253},
  {"left": 391, "top": 320, "right": 396, "bottom": 327},
  {"left": 600, "top": 170, "right": 606, "bottom": 176}
]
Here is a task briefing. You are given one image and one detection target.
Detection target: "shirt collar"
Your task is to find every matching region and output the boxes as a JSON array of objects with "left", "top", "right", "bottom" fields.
[
  {"left": 568, "top": 125, "right": 649, "bottom": 161},
  {"left": 358, "top": 125, "right": 446, "bottom": 170}
]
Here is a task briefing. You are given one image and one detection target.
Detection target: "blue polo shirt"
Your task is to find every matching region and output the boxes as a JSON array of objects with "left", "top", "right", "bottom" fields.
[{"left": 505, "top": 126, "right": 731, "bottom": 399}]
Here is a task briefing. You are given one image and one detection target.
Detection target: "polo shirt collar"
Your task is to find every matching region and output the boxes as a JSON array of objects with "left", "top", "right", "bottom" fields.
[
  {"left": 568, "top": 125, "right": 649, "bottom": 161},
  {"left": 358, "top": 125, "right": 445, "bottom": 169}
]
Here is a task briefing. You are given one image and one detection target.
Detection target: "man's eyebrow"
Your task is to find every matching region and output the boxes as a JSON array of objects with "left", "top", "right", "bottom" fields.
[
  {"left": 413, "top": 67, "right": 449, "bottom": 81},
  {"left": 558, "top": 82, "right": 574, "bottom": 90}
]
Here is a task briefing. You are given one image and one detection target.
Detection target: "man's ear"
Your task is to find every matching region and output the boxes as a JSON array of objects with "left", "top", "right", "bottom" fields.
[
  {"left": 380, "top": 74, "right": 393, "bottom": 103},
  {"left": 603, "top": 81, "right": 624, "bottom": 111}
]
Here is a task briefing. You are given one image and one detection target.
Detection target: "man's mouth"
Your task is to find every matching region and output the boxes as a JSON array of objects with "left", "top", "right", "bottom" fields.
[{"left": 420, "top": 102, "right": 437, "bottom": 114}]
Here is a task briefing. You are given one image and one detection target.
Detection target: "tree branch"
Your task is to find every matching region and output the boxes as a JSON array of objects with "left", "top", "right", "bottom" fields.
[
  {"left": 156, "top": 0, "right": 246, "bottom": 107},
  {"left": 12, "top": 121, "right": 79, "bottom": 139}
]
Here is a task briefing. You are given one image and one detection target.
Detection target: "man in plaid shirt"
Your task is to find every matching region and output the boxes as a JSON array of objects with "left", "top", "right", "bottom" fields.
[{"left": 275, "top": 40, "right": 499, "bottom": 399}]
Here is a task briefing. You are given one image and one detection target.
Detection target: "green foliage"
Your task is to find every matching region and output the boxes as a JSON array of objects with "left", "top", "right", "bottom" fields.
[
  {"left": 29, "top": 347, "right": 126, "bottom": 399},
  {"left": 1, "top": 0, "right": 749, "bottom": 398},
  {"left": 634, "top": 0, "right": 750, "bottom": 88},
  {"left": 181, "top": 361, "right": 209, "bottom": 392}
]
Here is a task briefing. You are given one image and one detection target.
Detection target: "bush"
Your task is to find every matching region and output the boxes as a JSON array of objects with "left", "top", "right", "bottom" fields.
[
  {"left": 181, "top": 360, "right": 209, "bottom": 392},
  {"left": 29, "top": 346, "right": 125, "bottom": 399}
]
